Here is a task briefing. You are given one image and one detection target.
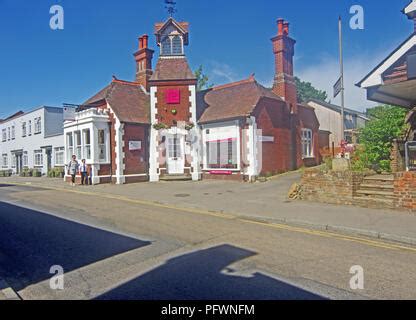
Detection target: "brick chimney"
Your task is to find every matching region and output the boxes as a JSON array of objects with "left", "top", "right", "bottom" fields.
[
  {"left": 134, "top": 34, "right": 154, "bottom": 92},
  {"left": 272, "top": 19, "right": 298, "bottom": 114}
]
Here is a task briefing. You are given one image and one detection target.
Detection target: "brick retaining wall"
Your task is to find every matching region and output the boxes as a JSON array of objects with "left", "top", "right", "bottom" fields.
[
  {"left": 300, "top": 167, "right": 366, "bottom": 205},
  {"left": 300, "top": 167, "right": 416, "bottom": 211},
  {"left": 394, "top": 172, "right": 416, "bottom": 210}
]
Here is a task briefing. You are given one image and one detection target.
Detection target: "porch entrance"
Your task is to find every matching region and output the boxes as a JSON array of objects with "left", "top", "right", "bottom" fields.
[
  {"left": 166, "top": 134, "right": 185, "bottom": 175},
  {"left": 12, "top": 151, "right": 23, "bottom": 175}
]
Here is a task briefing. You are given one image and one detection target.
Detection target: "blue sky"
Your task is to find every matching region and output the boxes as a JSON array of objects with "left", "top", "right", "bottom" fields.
[{"left": 0, "top": 0, "right": 414, "bottom": 118}]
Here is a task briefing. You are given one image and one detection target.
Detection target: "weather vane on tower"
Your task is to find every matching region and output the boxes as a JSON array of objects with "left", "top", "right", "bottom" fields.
[{"left": 165, "top": 0, "right": 177, "bottom": 17}]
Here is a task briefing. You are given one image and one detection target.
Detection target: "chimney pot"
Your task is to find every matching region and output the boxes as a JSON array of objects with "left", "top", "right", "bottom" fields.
[
  {"left": 143, "top": 35, "right": 149, "bottom": 49},
  {"left": 283, "top": 22, "right": 289, "bottom": 36},
  {"left": 139, "top": 36, "right": 144, "bottom": 50},
  {"left": 277, "top": 18, "right": 284, "bottom": 36}
]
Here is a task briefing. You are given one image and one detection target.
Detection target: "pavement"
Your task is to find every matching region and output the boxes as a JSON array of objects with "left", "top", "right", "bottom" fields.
[{"left": 1, "top": 172, "right": 416, "bottom": 246}]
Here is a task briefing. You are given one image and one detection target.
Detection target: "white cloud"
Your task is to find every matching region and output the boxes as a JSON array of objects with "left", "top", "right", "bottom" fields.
[
  {"left": 209, "top": 61, "right": 239, "bottom": 84},
  {"left": 297, "top": 53, "right": 385, "bottom": 111}
]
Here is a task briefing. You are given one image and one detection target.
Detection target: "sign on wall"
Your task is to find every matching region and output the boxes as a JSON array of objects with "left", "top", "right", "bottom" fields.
[
  {"left": 129, "top": 141, "right": 142, "bottom": 151},
  {"left": 258, "top": 136, "right": 275, "bottom": 143},
  {"left": 166, "top": 89, "right": 181, "bottom": 104}
]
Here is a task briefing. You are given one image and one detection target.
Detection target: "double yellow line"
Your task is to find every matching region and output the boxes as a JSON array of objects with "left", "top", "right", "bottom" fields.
[{"left": 8, "top": 181, "right": 416, "bottom": 254}]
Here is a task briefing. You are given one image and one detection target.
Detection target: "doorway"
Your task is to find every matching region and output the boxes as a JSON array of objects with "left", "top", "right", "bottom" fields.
[{"left": 167, "top": 134, "right": 184, "bottom": 175}]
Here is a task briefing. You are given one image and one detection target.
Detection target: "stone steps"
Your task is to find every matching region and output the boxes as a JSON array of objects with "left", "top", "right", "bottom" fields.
[
  {"left": 356, "top": 189, "right": 395, "bottom": 200},
  {"left": 356, "top": 174, "right": 396, "bottom": 202},
  {"left": 160, "top": 175, "right": 192, "bottom": 182},
  {"left": 359, "top": 183, "right": 394, "bottom": 191}
]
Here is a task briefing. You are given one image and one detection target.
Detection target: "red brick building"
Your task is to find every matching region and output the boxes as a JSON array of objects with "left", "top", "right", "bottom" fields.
[{"left": 64, "top": 17, "right": 320, "bottom": 184}]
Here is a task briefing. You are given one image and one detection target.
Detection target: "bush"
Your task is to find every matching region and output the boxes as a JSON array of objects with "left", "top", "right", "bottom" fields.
[
  {"left": 354, "top": 105, "right": 408, "bottom": 172},
  {"left": 32, "top": 169, "right": 42, "bottom": 177}
]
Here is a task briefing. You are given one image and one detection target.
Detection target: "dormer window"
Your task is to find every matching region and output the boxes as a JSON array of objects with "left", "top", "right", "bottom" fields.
[
  {"left": 160, "top": 35, "right": 183, "bottom": 56},
  {"left": 172, "top": 35, "right": 183, "bottom": 55}
]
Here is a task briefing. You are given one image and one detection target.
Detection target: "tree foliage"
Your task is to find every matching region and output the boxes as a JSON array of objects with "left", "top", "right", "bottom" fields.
[
  {"left": 195, "top": 65, "right": 214, "bottom": 91},
  {"left": 295, "top": 76, "right": 328, "bottom": 103},
  {"left": 353, "top": 105, "right": 408, "bottom": 172}
]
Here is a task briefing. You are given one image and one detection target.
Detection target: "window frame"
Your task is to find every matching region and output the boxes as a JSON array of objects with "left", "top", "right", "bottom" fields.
[
  {"left": 301, "top": 128, "right": 314, "bottom": 159},
  {"left": 54, "top": 147, "right": 65, "bottom": 166},
  {"left": 34, "top": 150, "right": 43, "bottom": 167}
]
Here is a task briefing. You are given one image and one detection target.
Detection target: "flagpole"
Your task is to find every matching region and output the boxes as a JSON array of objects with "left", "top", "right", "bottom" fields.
[{"left": 338, "top": 16, "right": 345, "bottom": 143}]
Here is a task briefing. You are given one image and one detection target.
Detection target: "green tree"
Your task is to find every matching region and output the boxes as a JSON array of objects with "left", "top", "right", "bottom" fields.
[
  {"left": 195, "top": 65, "right": 214, "bottom": 91},
  {"left": 295, "top": 77, "right": 328, "bottom": 103},
  {"left": 353, "top": 105, "right": 408, "bottom": 172}
]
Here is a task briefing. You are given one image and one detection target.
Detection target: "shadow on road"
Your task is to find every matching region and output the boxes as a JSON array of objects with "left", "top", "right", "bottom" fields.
[
  {"left": 0, "top": 202, "right": 151, "bottom": 291},
  {"left": 96, "top": 244, "right": 325, "bottom": 300}
]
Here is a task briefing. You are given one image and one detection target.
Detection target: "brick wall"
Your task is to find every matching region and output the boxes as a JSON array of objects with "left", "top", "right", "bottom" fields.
[
  {"left": 394, "top": 172, "right": 416, "bottom": 210},
  {"left": 155, "top": 85, "right": 192, "bottom": 126},
  {"left": 254, "top": 99, "right": 292, "bottom": 174},
  {"left": 391, "top": 139, "right": 406, "bottom": 173},
  {"left": 122, "top": 124, "right": 148, "bottom": 176},
  {"left": 300, "top": 167, "right": 366, "bottom": 205}
]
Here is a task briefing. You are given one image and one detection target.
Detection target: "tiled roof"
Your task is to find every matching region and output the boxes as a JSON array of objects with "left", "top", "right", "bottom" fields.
[
  {"left": 150, "top": 57, "right": 196, "bottom": 81},
  {"left": 197, "top": 77, "right": 284, "bottom": 123},
  {"left": 84, "top": 80, "right": 150, "bottom": 124},
  {"left": 154, "top": 19, "right": 189, "bottom": 34}
]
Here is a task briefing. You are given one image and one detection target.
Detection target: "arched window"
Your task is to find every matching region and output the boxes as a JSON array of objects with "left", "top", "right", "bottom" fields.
[
  {"left": 172, "top": 35, "right": 183, "bottom": 55},
  {"left": 161, "top": 36, "right": 172, "bottom": 55}
]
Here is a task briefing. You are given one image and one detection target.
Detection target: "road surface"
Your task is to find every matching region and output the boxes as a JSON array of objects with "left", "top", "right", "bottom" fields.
[{"left": 0, "top": 183, "right": 415, "bottom": 300}]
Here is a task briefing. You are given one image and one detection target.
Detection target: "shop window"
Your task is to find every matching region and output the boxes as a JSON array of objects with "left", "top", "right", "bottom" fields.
[{"left": 206, "top": 138, "right": 238, "bottom": 169}]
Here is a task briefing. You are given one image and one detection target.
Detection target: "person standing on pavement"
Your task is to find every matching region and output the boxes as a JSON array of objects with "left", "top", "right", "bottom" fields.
[
  {"left": 68, "top": 155, "right": 79, "bottom": 186},
  {"left": 79, "top": 159, "right": 89, "bottom": 186}
]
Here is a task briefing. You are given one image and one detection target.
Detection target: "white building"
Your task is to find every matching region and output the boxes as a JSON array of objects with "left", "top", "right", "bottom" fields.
[
  {"left": 0, "top": 106, "right": 65, "bottom": 175},
  {"left": 307, "top": 99, "right": 369, "bottom": 147}
]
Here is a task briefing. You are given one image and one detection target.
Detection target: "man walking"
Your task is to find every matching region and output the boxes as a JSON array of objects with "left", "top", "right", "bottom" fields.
[
  {"left": 68, "top": 155, "right": 79, "bottom": 186},
  {"left": 80, "top": 159, "right": 89, "bottom": 186}
]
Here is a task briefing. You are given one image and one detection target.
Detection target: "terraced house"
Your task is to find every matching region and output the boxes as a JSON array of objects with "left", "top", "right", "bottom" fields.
[
  {"left": 64, "top": 16, "right": 320, "bottom": 184},
  {"left": 0, "top": 106, "right": 64, "bottom": 176}
]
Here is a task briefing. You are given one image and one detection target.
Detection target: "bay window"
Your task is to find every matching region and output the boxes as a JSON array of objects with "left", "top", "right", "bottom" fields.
[
  {"left": 67, "top": 133, "right": 74, "bottom": 161},
  {"left": 98, "top": 129, "right": 107, "bottom": 162},
  {"left": 83, "top": 129, "right": 91, "bottom": 160},
  {"left": 74, "top": 131, "right": 82, "bottom": 160}
]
